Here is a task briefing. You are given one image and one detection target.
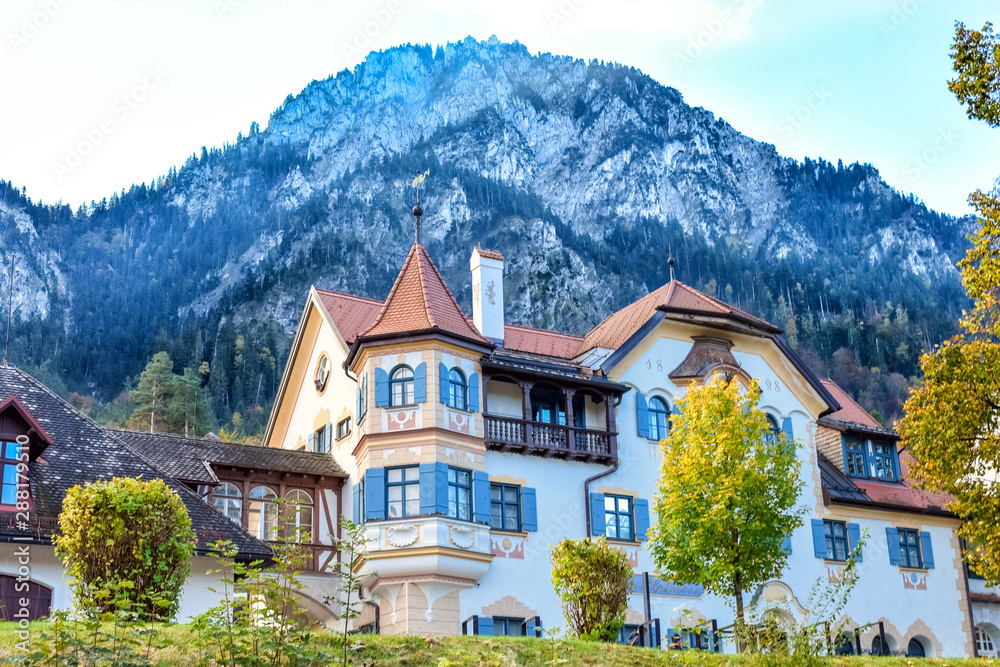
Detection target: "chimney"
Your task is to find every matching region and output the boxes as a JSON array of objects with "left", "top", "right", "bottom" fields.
[{"left": 471, "top": 247, "right": 505, "bottom": 343}]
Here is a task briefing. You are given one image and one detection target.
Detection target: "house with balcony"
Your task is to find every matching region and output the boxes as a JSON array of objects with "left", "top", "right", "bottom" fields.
[{"left": 262, "top": 212, "right": 979, "bottom": 654}]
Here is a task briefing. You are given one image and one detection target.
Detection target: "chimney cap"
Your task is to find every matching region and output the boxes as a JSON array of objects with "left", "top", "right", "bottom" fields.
[{"left": 473, "top": 246, "right": 504, "bottom": 261}]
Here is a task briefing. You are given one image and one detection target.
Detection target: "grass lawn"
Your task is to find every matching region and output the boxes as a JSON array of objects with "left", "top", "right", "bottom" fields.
[{"left": 0, "top": 622, "right": 987, "bottom": 666}]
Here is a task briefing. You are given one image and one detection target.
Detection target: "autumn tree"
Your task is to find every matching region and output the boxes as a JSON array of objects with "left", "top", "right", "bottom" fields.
[
  {"left": 898, "top": 22, "right": 1000, "bottom": 583},
  {"left": 648, "top": 374, "right": 803, "bottom": 643}
]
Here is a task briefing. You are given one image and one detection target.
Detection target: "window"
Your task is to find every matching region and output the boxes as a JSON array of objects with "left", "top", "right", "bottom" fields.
[
  {"left": 448, "top": 467, "right": 472, "bottom": 521},
  {"left": 490, "top": 483, "right": 521, "bottom": 532},
  {"left": 337, "top": 417, "right": 351, "bottom": 441},
  {"left": 871, "top": 636, "right": 888, "bottom": 656},
  {"left": 907, "top": 639, "right": 926, "bottom": 657},
  {"left": 898, "top": 528, "right": 922, "bottom": 568},
  {"left": 530, "top": 388, "right": 585, "bottom": 426},
  {"left": 283, "top": 489, "right": 313, "bottom": 542},
  {"left": 765, "top": 416, "right": 780, "bottom": 445},
  {"left": 360, "top": 375, "right": 368, "bottom": 418},
  {"left": 389, "top": 365, "right": 414, "bottom": 406},
  {"left": 386, "top": 466, "right": 419, "bottom": 518},
  {"left": 447, "top": 368, "right": 468, "bottom": 410},
  {"left": 248, "top": 486, "right": 278, "bottom": 540},
  {"left": 605, "top": 495, "right": 634, "bottom": 541},
  {"left": 315, "top": 426, "right": 330, "bottom": 453},
  {"left": 647, "top": 397, "right": 670, "bottom": 440},
  {"left": 315, "top": 355, "right": 331, "bottom": 392},
  {"left": 823, "top": 520, "right": 849, "bottom": 561},
  {"left": 1, "top": 441, "right": 25, "bottom": 506},
  {"left": 977, "top": 627, "right": 996, "bottom": 657},
  {"left": 618, "top": 624, "right": 641, "bottom": 645},
  {"left": 844, "top": 438, "right": 866, "bottom": 477},
  {"left": 871, "top": 442, "right": 897, "bottom": 481},
  {"left": 213, "top": 482, "right": 242, "bottom": 524},
  {"left": 493, "top": 616, "right": 525, "bottom": 637}
]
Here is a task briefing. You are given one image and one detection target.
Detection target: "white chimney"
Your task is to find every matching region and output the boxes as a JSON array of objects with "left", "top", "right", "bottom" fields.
[{"left": 471, "top": 247, "right": 505, "bottom": 342}]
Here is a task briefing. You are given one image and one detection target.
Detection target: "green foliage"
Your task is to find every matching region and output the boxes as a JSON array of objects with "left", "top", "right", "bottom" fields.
[
  {"left": 550, "top": 537, "right": 631, "bottom": 642},
  {"left": 949, "top": 22, "right": 1000, "bottom": 127},
  {"left": 324, "top": 517, "right": 376, "bottom": 667},
  {"left": 648, "top": 374, "right": 804, "bottom": 637},
  {"left": 191, "top": 535, "right": 332, "bottom": 667},
  {"left": 54, "top": 477, "right": 196, "bottom": 621},
  {"left": 128, "top": 352, "right": 215, "bottom": 436},
  {"left": 899, "top": 20, "right": 1000, "bottom": 585}
]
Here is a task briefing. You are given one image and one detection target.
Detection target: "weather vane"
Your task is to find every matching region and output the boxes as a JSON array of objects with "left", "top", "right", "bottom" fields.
[{"left": 412, "top": 169, "right": 428, "bottom": 244}]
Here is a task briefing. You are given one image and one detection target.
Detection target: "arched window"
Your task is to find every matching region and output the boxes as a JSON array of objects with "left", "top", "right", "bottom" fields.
[
  {"left": 283, "top": 489, "right": 314, "bottom": 542},
  {"left": 765, "top": 416, "right": 780, "bottom": 445},
  {"left": 835, "top": 636, "right": 855, "bottom": 655},
  {"left": 871, "top": 636, "right": 888, "bottom": 656},
  {"left": 977, "top": 627, "right": 996, "bottom": 657},
  {"left": 448, "top": 368, "right": 468, "bottom": 410},
  {"left": 907, "top": 638, "right": 926, "bottom": 658},
  {"left": 213, "top": 482, "right": 242, "bottom": 524},
  {"left": 389, "top": 365, "right": 414, "bottom": 406},
  {"left": 648, "top": 397, "right": 670, "bottom": 440},
  {"left": 248, "top": 486, "right": 278, "bottom": 541},
  {"left": 314, "top": 355, "right": 331, "bottom": 392}
]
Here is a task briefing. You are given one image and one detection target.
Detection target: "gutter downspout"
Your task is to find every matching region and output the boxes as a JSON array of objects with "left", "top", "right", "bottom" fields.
[
  {"left": 961, "top": 537, "right": 978, "bottom": 657},
  {"left": 584, "top": 394, "right": 623, "bottom": 537}
]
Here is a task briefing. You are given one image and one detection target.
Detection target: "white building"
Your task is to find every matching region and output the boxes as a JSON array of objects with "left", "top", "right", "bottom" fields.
[{"left": 261, "top": 235, "right": 976, "bottom": 655}]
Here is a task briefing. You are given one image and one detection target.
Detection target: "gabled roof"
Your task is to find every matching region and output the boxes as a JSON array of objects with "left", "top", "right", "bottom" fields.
[
  {"left": 118, "top": 430, "right": 347, "bottom": 483},
  {"left": 359, "top": 244, "right": 491, "bottom": 345},
  {"left": 0, "top": 366, "right": 272, "bottom": 558},
  {"left": 819, "top": 379, "right": 887, "bottom": 433},
  {"left": 315, "top": 289, "right": 382, "bottom": 345},
  {"left": 577, "top": 280, "right": 779, "bottom": 355}
]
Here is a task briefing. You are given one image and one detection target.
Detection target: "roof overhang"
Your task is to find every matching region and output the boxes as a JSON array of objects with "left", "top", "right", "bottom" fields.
[
  {"left": 817, "top": 416, "right": 899, "bottom": 441},
  {"left": 0, "top": 395, "right": 53, "bottom": 460},
  {"left": 482, "top": 356, "right": 629, "bottom": 394},
  {"left": 345, "top": 328, "right": 495, "bottom": 371}
]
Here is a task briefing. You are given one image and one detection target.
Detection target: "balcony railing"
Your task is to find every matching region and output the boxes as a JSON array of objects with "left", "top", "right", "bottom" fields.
[{"left": 483, "top": 414, "right": 617, "bottom": 463}]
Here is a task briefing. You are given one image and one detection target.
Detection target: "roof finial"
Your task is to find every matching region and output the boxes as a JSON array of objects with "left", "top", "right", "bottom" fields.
[
  {"left": 668, "top": 245, "right": 675, "bottom": 282},
  {"left": 412, "top": 170, "right": 428, "bottom": 245}
]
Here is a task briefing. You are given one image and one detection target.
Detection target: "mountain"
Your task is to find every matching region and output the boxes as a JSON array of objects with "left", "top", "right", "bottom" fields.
[{"left": 0, "top": 37, "right": 974, "bottom": 428}]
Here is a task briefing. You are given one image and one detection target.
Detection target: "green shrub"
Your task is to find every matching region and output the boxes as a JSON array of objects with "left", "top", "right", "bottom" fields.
[
  {"left": 54, "top": 477, "right": 196, "bottom": 620},
  {"left": 550, "top": 537, "right": 631, "bottom": 642}
]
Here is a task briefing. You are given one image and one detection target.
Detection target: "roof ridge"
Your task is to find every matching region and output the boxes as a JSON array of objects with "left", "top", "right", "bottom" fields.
[
  {"left": 415, "top": 245, "right": 438, "bottom": 329},
  {"left": 504, "top": 323, "right": 584, "bottom": 340},
  {"left": 314, "top": 288, "right": 383, "bottom": 305},
  {"left": 363, "top": 245, "right": 419, "bottom": 335}
]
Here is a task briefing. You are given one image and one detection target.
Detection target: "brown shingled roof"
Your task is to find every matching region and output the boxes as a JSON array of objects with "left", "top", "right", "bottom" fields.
[
  {"left": 820, "top": 379, "right": 884, "bottom": 430},
  {"left": 315, "top": 289, "right": 382, "bottom": 345},
  {"left": 577, "top": 281, "right": 776, "bottom": 354},
  {"left": 361, "top": 244, "right": 490, "bottom": 345},
  {"left": 474, "top": 247, "right": 504, "bottom": 261}
]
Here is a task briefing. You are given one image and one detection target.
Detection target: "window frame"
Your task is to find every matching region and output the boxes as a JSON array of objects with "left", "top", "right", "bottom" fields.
[
  {"left": 898, "top": 527, "right": 923, "bottom": 568},
  {"left": 492, "top": 616, "right": 525, "bottom": 637},
  {"left": 489, "top": 483, "right": 521, "bottom": 532},
  {"left": 283, "top": 489, "right": 314, "bottom": 542},
  {"left": 977, "top": 626, "right": 996, "bottom": 656},
  {"left": 315, "top": 426, "right": 330, "bottom": 454},
  {"left": 604, "top": 494, "right": 635, "bottom": 542},
  {"left": 447, "top": 466, "right": 473, "bottom": 521},
  {"left": 336, "top": 417, "right": 351, "bottom": 441},
  {"left": 844, "top": 437, "right": 867, "bottom": 478},
  {"left": 212, "top": 482, "right": 243, "bottom": 525},
  {"left": 385, "top": 465, "right": 420, "bottom": 519},
  {"left": 315, "top": 355, "right": 331, "bottom": 393},
  {"left": 823, "top": 519, "right": 849, "bottom": 562},
  {"left": 389, "top": 365, "right": 415, "bottom": 407},
  {"left": 1, "top": 441, "right": 26, "bottom": 507},
  {"left": 647, "top": 397, "right": 670, "bottom": 440},
  {"left": 871, "top": 441, "right": 897, "bottom": 481},
  {"left": 248, "top": 485, "right": 279, "bottom": 541},
  {"left": 446, "top": 368, "right": 468, "bottom": 410}
]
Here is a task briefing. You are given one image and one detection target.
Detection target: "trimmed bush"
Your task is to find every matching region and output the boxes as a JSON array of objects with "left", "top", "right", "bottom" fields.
[{"left": 551, "top": 537, "right": 632, "bottom": 642}]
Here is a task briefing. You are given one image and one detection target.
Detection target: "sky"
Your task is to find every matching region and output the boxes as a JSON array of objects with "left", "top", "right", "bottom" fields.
[{"left": 1, "top": 0, "right": 997, "bottom": 216}]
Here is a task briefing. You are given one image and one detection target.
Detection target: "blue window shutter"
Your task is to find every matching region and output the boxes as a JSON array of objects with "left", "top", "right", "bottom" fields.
[
  {"left": 374, "top": 368, "right": 389, "bottom": 406},
  {"left": 356, "top": 387, "right": 362, "bottom": 420},
  {"left": 413, "top": 363, "right": 427, "bottom": 403},
  {"left": 307, "top": 432, "right": 315, "bottom": 452},
  {"left": 920, "top": 531, "right": 935, "bottom": 569},
  {"left": 365, "top": 469, "right": 386, "bottom": 521},
  {"left": 525, "top": 616, "right": 542, "bottom": 637},
  {"left": 324, "top": 422, "right": 333, "bottom": 449},
  {"left": 469, "top": 372, "right": 480, "bottom": 412},
  {"left": 636, "top": 393, "right": 649, "bottom": 438},
  {"left": 590, "top": 492, "right": 606, "bottom": 537},
  {"left": 781, "top": 416, "right": 794, "bottom": 440},
  {"left": 782, "top": 537, "right": 792, "bottom": 555},
  {"left": 811, "top": 519, "right": 827, "bottom": 558},
  {"left": 886, "top": 527, "right": 902, "bottom": 566},
  {"left": 635, "top": 498, "right": 650, "bottom": 541},
  {"left": 848, "top": 523, "right": 862, "bottom": 562},
  {"left": 439, "top": 363, "right": 450, "bottom": 403},
  {"left": 352, "top": 483, "right": 361, "bottom": 524},
  {"left": 522, "top": 487, "right": 538, "bottom": 531},
  {"left": 419, "top": 463, "right": 438, "bottom": 515},
  {"left": 435, "top": 462, "right": 449, "bottom": 514},
  {"left": 473, "top": 471, "right": 491, "bottom": 524},
  {"left": 477, "top": 616, "right": 494, "bottom": 636}
]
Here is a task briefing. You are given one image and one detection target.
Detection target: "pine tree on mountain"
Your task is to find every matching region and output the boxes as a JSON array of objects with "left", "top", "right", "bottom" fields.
[{"left": 129, "top": 352, "right": 174, "bottom": 432}]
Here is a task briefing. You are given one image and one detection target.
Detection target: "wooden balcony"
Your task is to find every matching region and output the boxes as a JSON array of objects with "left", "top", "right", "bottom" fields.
[{"left": 483, "top": 414, "right": 617, "bottom": 464}]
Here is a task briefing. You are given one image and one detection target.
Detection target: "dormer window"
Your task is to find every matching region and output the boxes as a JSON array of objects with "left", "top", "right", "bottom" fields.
[
  {"left": 1, "top": 440, "right": 25, "bottom": 506},
  {"left": 843, "top": 436, "right": 898, "bottom": 481}
]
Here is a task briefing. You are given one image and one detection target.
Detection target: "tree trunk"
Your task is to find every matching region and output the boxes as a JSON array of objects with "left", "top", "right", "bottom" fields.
[{"left": 734, "top": 569, "right": 745, "bottom": 652}]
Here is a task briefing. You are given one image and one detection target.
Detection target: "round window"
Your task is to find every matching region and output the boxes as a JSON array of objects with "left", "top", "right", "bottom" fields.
[{"left": 315, "top": 355, "right": 331, "bottom": 393}]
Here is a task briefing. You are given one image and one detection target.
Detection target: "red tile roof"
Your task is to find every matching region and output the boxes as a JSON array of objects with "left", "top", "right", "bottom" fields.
[
  {"left": 315, "top": 290, "right": 382, "bottom": 345},
  {"left": 852, "top": 479, "right": 954, "bottom": 514},
  {"left": 361, "top": 244, "right": 490, "bottom": 345},
  {"left": 577, "top": 281, "right": 776, "bottom": 354},
  {"left": 971, "top": 592, "right": 1000, "bottom": 605},
  {"left": 474, "top": 247, "right": 504, "bottom": 261},
  {"left": 503, "top": 324, "right": 584, "bottom": 359},
  {"left": 820, "top": 379, "right": 884, "bottom": 430}
]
